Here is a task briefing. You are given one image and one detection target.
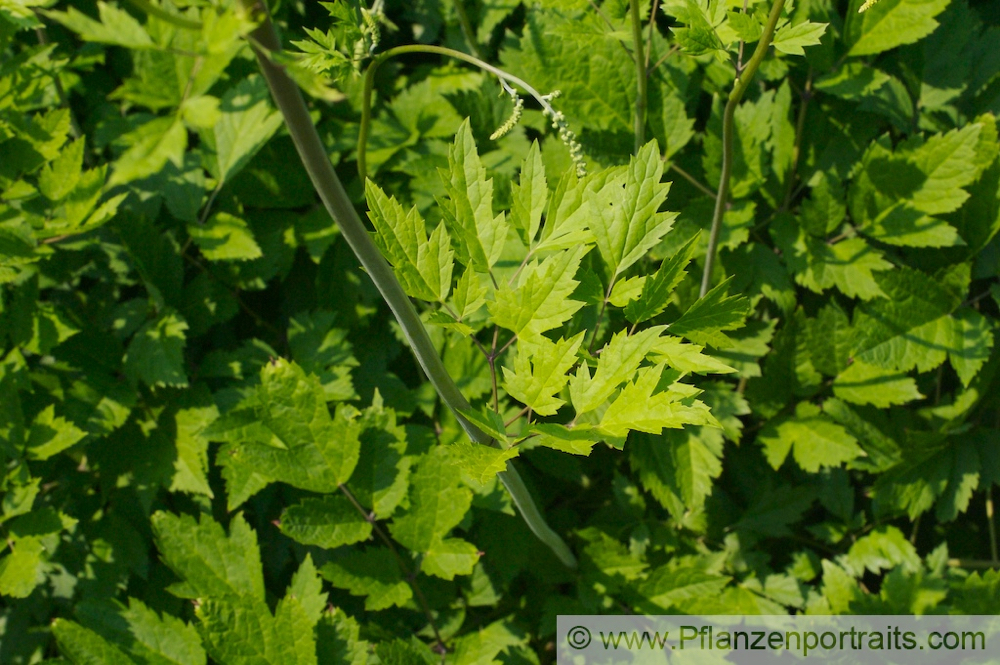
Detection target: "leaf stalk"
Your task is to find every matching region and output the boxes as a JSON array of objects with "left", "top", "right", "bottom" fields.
[{"left": 629, "top": 0, "right": 647, "bottom": 153}]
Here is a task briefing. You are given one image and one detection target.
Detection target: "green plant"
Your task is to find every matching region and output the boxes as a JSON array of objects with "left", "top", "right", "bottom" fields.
[{"left": 1, "top": 0, "right": 1000, "bottom": 663}]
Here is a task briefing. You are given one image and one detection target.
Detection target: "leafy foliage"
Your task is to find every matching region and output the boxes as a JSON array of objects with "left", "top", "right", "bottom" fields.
[{"left": 1, "top": 0, "right": 1000, "bottom": 662}]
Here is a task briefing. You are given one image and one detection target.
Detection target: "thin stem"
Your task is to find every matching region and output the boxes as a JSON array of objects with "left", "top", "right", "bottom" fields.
[
  {"left": 666, "top": 161, "right": 716, "bottom": 197},
  {"left": 629, "top": 0, "right": 647, "bottom": 153},
  {"left": 359, "top": 44, "right": 558, "bottom": 181},
  {"left": 700, "top": 0, "right": 786, "bottom": 298},
  {"left": 588, "top": 281, "right": 615, "bottom": 353},
  {"left": 505, "top": 406, "right": 530, "bottom": 428},
  {"left": 649, "top": 44, "right": 679, "bottom": 73},
  {"left": 239, "top": 1, "right": 576, "bottom": 569},
  {"left": 338, "top": 485, "right": 446, "bottom": 653},
  {"left": 645, "top": 0, "right": 660, "bottom": 73},
  {"left": 781, "top": 73, "right": 811, "bottom": 211},
  {"left": 490, "top": 326, "right": 500, "bottom": 412},
  {"left": 736, "top": 0, "right": 749, "bottom": 72},
  {"left": 453, "top": 0, "right": 484, "bottom": 60},
  {"left": 947, "top": 559, "right": 1000, "bottom": 570}
]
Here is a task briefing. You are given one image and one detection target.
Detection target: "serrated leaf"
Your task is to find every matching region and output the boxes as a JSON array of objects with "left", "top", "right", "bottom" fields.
[
  {"left": 280, "top": 496, "right": 372, "bottom": 550},
  {"left": 366, "top": 181, "right": 454, "bottom": 303},
  {"left": 511, "top": 140, "right": 547, "bottom": 244},
  {"left": 108, "top": 117, "right": 187, "bottom": 188},
  {"left": 624, "top": 235, "right": 698, "bottom": 325},
  {"left": 847, "top": 0, "right": 950, "bottom": 57},
  {"left": 45, "top": 2, "right": 153, "bottom": 49},
  {"left": 457, "top": 407, "right": 508, "bottom": 442},
  {"left": 501, "top": 332, "right": 583, "bottom": 416},
  {"left": 589, "top": 140, "right": 676, "bottom": 278},
  {"left": 421, "top": 538, "right": 480, "bottom": 580},
  {"left": 25, "top": 404, "right": 87, "bottom": 460},
  {"left": 389, "top": 449, "right": 474, "bottom": 569},
  {"left": 38, "top": 138, "right": 84, "bottom": 201},
  {"left": 569, "top": 327, "right": 664, "bottom": 415},
  {"left": 727, "top": 11, "right": 762, "bottom": 42},
  {"left": 0, "top": 536, "right": 43, "bottom": 598},
  {"left": 119, "top": 597, "right": 208, "bottom": 665},
  {"left": 640, "top": 566, "right": 731, "bottom": 610},
  {"left": 52, "top": 619, "right": 136, "bottom": 665},
  {"left": 321, "top": 548, "right": 412, "bottom": 611},
  {"left": 833, "top": 360, "right": 923, "bottom": 407},
  {"left": 758, "top": 402, "right": 865, "bottom": 472},
  {"left": 668, "top": 277, "right": 749, "bottom": 348},
  {"left": 439, "top": 119, "right": 508, "bottom": 271},
  {"left": 188, "top": 212, "right": 263, "bottom": 262},
  {"left": 649, "top": 336, "right": 737, "bottom": 375},
  {"left": 449, "top": 441, "right": 519, "bottom": 486},
  {"left": 531, "top": 423, "right": 607, "bottom": 456},
  {"left": 598, "top": 364, "right": 717, "bottom": 438},
  {"left": 772, "top": 21, "right": 828, "bottom": 55},
  {"left": 150, "top": 511, "right": 265, "bottom": 601},
  {"left": 213, "top": 76, "right": 284, "bottom": 184},
  {"left": 488, "top": 245, "right": 587, "bottom": 338},
  {"left": 123, "top": 311, "right": 189, "bottom": 388}
]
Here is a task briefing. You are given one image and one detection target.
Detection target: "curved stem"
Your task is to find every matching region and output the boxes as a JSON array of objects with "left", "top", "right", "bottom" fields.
[
  {"left": 700, "top": 0, "right": 785, "bottom": 298},
  {"left": 239, "top": 0, "right": 576, "bottom": 569},
  {"left": 359, "top": 44, "right": 555, "bottom": 181},
  {"left": 629, "top": 0, "right": 647, "bottom": 153}
]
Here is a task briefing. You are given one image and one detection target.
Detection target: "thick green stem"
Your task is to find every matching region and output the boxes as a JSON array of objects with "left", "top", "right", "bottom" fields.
[
  {"left": 629, "top": 0, "right": 647, "bottom": 153},
  {"left": 700, "top": 0, "right": 785, "bottom": 298},
  {"left": 239, "top": 1, "right": 576, "bottom": 569},
  {"left": 359, "top": 44, "right": 555, "bottom": 181}
]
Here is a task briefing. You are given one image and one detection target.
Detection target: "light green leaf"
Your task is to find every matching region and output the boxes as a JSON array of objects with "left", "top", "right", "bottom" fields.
[
  {"left": 38, "top": 138, "right": 84, "bottom": 201},
  {"left": 46, "top": 2, "right": 153, "bottom": 49},
  {"left": 833, "top": 360, "right": 924, "bottom": 407},
  {"left": 589, "top": 140, "right": 676, "bottom": 278},
  {"left": 448, "top": 441, "right": 519, "bottom": 486},
  {"left": 0, "top": 536, "right": 43, "bottom": 598},
  {"left": 213, "top": 76, "right": 284, "bottom": 184},
  {"left": 421, "top": 538, "right": 480, "bottom": 580},
  {"left": 569, "top": 326, "right": 664, "bottom": 415},
  {"left": 280, "top": 496, "right": 372, "bottom": 550},
  {"left": 668, "top": 277, "right": 750, "bottom": 349},
  {"left": 188, "top": 212, "right": 263, "bottom": 262},
  {"left": 649, "top": 336, "right": 737, "bottom": 375},
  {"left": 598, "top": 364, "right": 717, "bottom": 438},
  {"left": 772, "top": 21, "right": 828, "bottom": 55},
  {"left": 439, "top": 119, "right": 508, "bottom": 271},
  {"left": 758, "top": 402, "right": 865, "bottom": 472},
  {"left": 531, "top": 423, "right": 607, "bottom": 456},
  {"left": 949, "top": 309, "right": 994, "bottom": 387},
  {"left": 150, "top": 511, "right": 265, "bottom": 601},
  {"left": 640, "top": 566, "right": 732, "bottom": 610},
  {"left": 25, "top": 404, "right": 87, "bottom": 460},
  {"left": 488, "top": 245, "right": 588, "bottom": 338},
  {"left": 631, "top": 429, "right": 724, "bottom": 518},
  {"left": 120, "top": 597, "right": 208, "bottom": 665},
  {"left": 457, "top": 407, "right": 508, "bottom": 442},
  {"left": 366, "top": 181, "right": 454, "bottom": 303},
  {"left": 847, "top": 0, "right": 951, "bottom": 57},
  {"left": 511, "top": 140, "right": 547, "bottom": 244},
  {"left": 108, "top": 117, "right": 187, "bottom": 188},
  {"left": 501, "top": 332, "right": 583, "bottom": 416}
]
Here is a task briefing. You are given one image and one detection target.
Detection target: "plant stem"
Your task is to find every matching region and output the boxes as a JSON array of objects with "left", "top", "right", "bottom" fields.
[
  {"left": 700, "top": 0, "right": 786, "bottom": 298},
  {"left": 239, "top": 0, "right": 577, "bottom": 569},
  {"left": 453, "top": 0, "right": 484, "bottom": 60},
  {"left": 338, "top": 484, "right": 446, "bottom": 654},
  {"left": 781, "top": 73, "right": 812, "bottom": 211},
  {"left": 359, "top": 44, "right": 556, "bottom": 181},
  {"left": 629, "top": 0, "right": 647, "bottom": 153}
]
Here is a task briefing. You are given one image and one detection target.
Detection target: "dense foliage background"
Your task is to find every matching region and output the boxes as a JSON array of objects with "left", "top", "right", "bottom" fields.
[{"left": 1, "top": 0, "right": 1000, "bottom": 662}]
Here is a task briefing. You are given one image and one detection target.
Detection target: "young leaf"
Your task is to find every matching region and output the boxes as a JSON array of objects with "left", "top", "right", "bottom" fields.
[
  {"left": 439, "top": 119, "right": 509, "bottom": 272},
  {"left": 847, "top": 0, "right": 951, "bottom": 57},
  {"left": 448, "top": 441, "right": 520, "bottom": 486},
  {"left": 46, "top": 2, "right": 154, "bottom": 49},
  {"left": 488, "top": 245, "right": 588, "bottom": 338},
  {"left": 589, "top": 140, "right": 677, "bottom": 278},
  {"left": 511, "top": 141, "right": 547, "bottom": 245},
  {"left": 569, "top": 327, "right": 665, "bottom": 415},
  {"left": 501, "top": 332, "right": 584, "bottom": 416},
  {"left": 772, "top": 21, "right": 828, "bottom": 55},
  {"left": 598, "top": 364, "right": 717, "bottom": 438},
  {"left": 366, "top": 181, "right": 454, "bottom": 303}
]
